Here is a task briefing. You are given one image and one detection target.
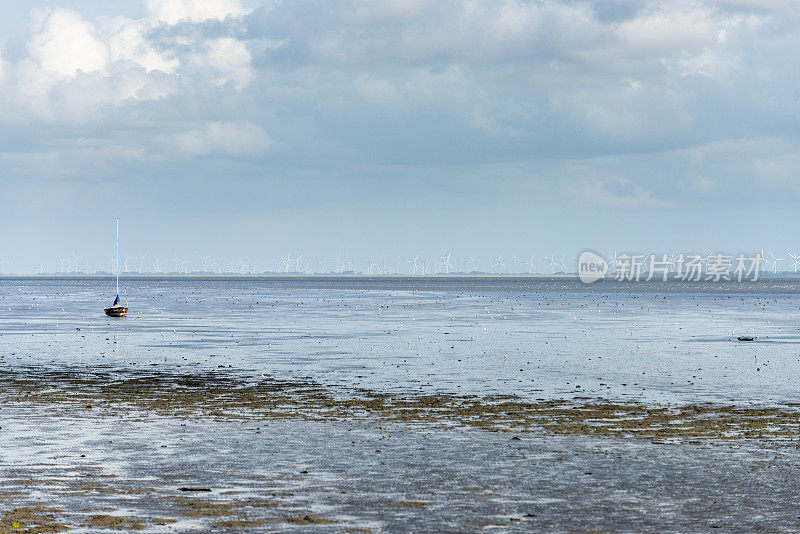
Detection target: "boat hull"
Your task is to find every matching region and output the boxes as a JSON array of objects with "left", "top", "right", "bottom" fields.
[{"left": 104, "top": 306, "right": 128, "bottom": 317}]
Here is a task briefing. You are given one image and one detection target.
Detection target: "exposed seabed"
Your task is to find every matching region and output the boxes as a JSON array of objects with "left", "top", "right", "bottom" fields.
[{"left": 3, "top": 370, "right": 800, "bottom": 532}]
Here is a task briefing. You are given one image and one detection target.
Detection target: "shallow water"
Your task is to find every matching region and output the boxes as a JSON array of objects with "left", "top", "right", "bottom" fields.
[
  {"left": 1, "top": 277, "right": 798, "bottom": 405},
  {"left": 3, "top": 277, "right": 800, "bottom": 532}
]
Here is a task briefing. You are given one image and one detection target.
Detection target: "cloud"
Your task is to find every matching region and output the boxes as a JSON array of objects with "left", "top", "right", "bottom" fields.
[
  {"left": 616, "top": 3, "right": 721, "bottom": 55},
  {"left": 1, "top": 0, "right": 799, "bottom": 181},
  {"left": 578, "top": 177, "right": 663, "bottom": 208},
  {"left": 0, "top": 2, "right": 252, "bottom": 122},
  {"left": 105, "top": 18, "right": 179, "bottom": 74},
  {"left": 170, "top": 121, "right": 273, "bottom": 156},
  {"left": 190, "top": 37, "right": 252, "bottom": 89},
  {"left": 145, "top": 0, "right": 246, "bottom": 24},
  {"left": 27, "top": 8, "right": 110, "bottom": 78}
]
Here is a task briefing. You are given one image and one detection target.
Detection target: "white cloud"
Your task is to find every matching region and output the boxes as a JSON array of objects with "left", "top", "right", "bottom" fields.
[
  {"left": 0, "top": 3, "right": 253, "bottom": 120},
  {"left": 170, "top": 121, "right": 273, "bottom": 156},
  {"left": 616, "top": 4, "right": 720, "bottom": 54},
  {"left": 580, "top": 177, "right": 663, "bottom": 208},
  {"left": 1, "top": 0, "right": 799, "bottom": 173},
  {"left": 105, "top": 18, "right": 179, "bottom": 74},
  {"left": 191, "top": 37, "right": 253, "bottom": 90},
  {"left": 27, "top": 8, "right": 110, "bottom": 78},
  {"left": 145, "top": 0, "right": 246, "bottom": 24}
]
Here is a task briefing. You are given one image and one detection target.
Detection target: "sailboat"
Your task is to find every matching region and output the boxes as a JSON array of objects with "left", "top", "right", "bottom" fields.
[{"left": 104, "top": 218, "right": 128, "bottom": 317}]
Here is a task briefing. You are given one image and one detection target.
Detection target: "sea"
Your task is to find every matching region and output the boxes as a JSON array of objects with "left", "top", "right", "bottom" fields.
[
  {"left": 1, "top": 276, "right": 798, "bottom": 405},
  {"left": 2, "top": 276, "right": 800, "bottom": 532}
]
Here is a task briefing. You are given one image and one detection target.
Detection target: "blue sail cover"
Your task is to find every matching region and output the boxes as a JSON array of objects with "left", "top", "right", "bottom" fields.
[{"left": 113, "top": 294, "right": 120, "bottom": 306}]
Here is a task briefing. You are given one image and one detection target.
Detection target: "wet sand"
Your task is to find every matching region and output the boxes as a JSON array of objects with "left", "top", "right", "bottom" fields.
[
  {"left": 4, "top": 370, "right": 800, "bottom": 532},
  {"left": 5, "top": 369, "right": 800, "bottom": 440}
]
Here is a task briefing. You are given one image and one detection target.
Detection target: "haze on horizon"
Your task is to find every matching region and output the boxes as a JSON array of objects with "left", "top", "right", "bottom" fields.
[{"left": 1, "top": 0, "right": 799, "bottom": 274}]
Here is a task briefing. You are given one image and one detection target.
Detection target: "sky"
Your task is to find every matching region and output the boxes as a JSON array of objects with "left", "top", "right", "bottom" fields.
[{"left": 0, "top": 0, "right": 799, "bottom": 273}]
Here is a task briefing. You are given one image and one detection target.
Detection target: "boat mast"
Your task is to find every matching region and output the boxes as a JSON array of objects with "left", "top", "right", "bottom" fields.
[{"left": 116, "top": 217, "right": 119, "bottom": 297}]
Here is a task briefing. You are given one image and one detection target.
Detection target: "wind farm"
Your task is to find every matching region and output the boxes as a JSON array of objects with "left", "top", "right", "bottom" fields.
[{"left": 4, "top": 250, "right": 800, "bottom": 277}]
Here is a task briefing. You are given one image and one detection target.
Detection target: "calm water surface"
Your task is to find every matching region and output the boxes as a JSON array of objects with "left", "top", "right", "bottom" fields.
[{"left": 1, "top": 277, "right": 798, "bottom": 405}]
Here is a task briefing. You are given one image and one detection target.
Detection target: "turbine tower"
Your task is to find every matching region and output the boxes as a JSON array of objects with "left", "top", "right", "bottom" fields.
[
  {"left": 172, "top": 254, "right": 183, "bottom": 273},
  {"left": 547, "top": 255, "right": 559, "bottom": 274},
  {"left": 789, "top": 253, "right": 800, "bottom": 274},
  {"left": 441, "top": 253, "right": 453, "bottom": 274},
  {"left": 525, "top": 255, "right": 536, "bottom": 274},
  {"left": 408, "top": 255, "right": 419, "bottom": 275},
  {"left": 72, "top": 253, "right": 83, "bottom": 274},
  {"left": 768, "top": 251, "right": 784, "bottom": 274},
  {"left": 492, "top": 254, "right": 505, "bottom": 274}
]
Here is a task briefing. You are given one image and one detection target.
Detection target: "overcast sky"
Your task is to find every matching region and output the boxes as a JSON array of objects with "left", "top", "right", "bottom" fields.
[{"left": 1, "top": 0, "right": 799, "bottom": 273}]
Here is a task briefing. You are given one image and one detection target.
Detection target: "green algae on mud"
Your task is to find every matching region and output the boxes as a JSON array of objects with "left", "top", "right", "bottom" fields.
[{"left": 3, "top": 369, "right": 800, "bottom": 441}]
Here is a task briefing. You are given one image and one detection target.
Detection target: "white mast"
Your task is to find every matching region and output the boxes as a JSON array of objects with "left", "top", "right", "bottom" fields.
[{"left": 116, "top": 217, "right": 119, "bottom": 296}]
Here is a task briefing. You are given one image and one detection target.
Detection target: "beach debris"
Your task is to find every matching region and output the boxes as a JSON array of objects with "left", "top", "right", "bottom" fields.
[{"left": 179, "top": 487, "right": 212, "bottom": 492}]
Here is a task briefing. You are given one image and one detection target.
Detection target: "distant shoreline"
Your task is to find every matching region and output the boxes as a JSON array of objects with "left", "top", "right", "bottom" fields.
[
  {"left": 2, "top": 273, "right": 800, "bottom": 281},
  {"left": 0, "top": 273, "right": 578, "bottom": 280}
]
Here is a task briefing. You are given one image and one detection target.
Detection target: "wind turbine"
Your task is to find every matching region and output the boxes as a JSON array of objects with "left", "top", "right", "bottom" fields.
[
  {"left": 768, "top": 251, "right": 784, "bottom": 274},
  {"left": 492, "top": 254, "right": 505, "bottom": 274},
  {"left": 607, "top": 251, "right": 618, "bottom": 273},
  {"left": 560, "top": 254, "right": 568, "bottom": 273},
  {"left": 547, "top": 255, "right": 559, "bottom": 274},
  {"left": 469, "top": 256, "right": 479, "bottom": 272},
  {"left": 0, "top": 255, "right": 7, "bottom": 275},
  {"left": 408, "top": 255, "right": 419, "bottom": 275},
  {"left": 758, "top": 250, "right": 772, "bottom": 273},
  {"left": 441, "top": 253, "right": 453, "bottom": 274},
  {"left": 788, "top": 253, "right": 800, "bottom": 274},
  {"left": 201, "top": 256, "right": 212, "bottom": 273},
  {"left": 280, "top": 253, "right": 293, "bottom": 273},
  {"left": 525, "top": 255, "right": 536, "bottom": 274},
  {"left": 172, "top": 254, "right": 183, "bottom": 273}
]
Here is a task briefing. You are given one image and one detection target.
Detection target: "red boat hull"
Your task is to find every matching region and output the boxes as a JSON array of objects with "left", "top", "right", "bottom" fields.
[{"left": 104, "top": 306, "right": 128, "bottom": 317}]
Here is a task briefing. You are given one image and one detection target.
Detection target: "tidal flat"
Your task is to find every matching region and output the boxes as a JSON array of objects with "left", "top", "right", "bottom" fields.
[{"left": 3, "top": 277, "right": 800, "bottom": 532}]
